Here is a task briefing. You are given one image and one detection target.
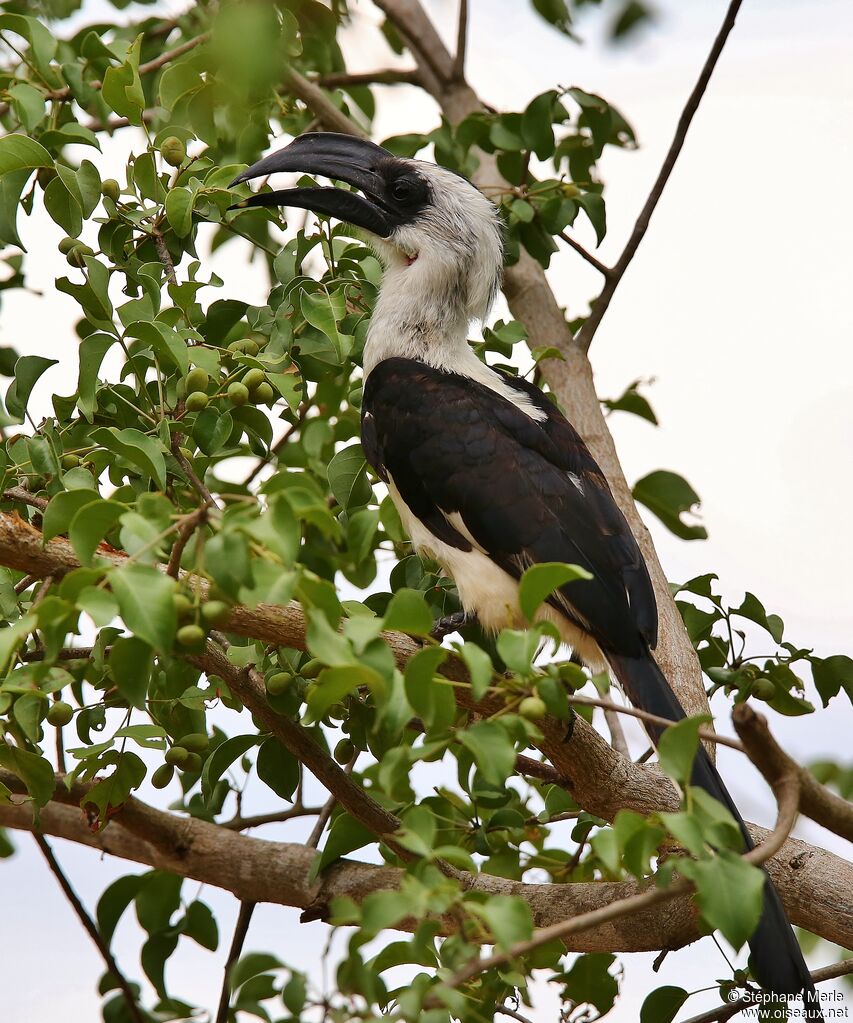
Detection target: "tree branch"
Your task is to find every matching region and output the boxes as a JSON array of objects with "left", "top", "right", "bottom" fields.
[
  {"left": 453, "top": 0, "right": 469, "bottom": 81},
  {"left": 574, "top": 0, "right": 744, "bottom": 352},
  {"left": 215, "top": 900, "right": 255, "bottom": 1023},
  {"left": 315, "top": 69, "right": 421, "bottom": 89},
  {"left": 558, "top": 229, "right": 613, "bottom": 277},
  {"left": 2, "top": 776, "right": 849, "bottom": 951},
  {"left": 33, "top": 833, "right": 144, "bottom": 1023},
  {"left": 732, "top": 703, "right": 853, "bottom": 843}
]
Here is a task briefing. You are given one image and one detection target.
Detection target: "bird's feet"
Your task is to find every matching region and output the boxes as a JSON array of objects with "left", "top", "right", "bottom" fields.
[{"left": 431, "top": 610, "right": 473, "bottom": 641}]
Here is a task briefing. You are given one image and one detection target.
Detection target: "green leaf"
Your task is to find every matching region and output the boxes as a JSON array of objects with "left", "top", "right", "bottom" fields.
[
  {"left": 307, "top": 664, "right": 385, "bottom": 721},
  {"left": 404, "top": 646, "right": 455, "bottom": 733},
  {"left": 458, "top": 721, "right": 516, "bottom": 786},
  {"left": 165, "top": 187, "right": 194, "bottom": 237},
  {"left": 640, "top": 986, "right": 689, "bottom": 1023},
  {"left": 101, "top": 35, "right": 145, "bottom": 123},
  {"left": 183, "top": 900, "right": 218, "bottom": 951},
  {"left": 256, "top": 737, "right": 299, "bottom": 801},
  {"left": 315, "top": 814, "right": 375, "bottom": 875},
  {"left": 383, "top": 588, "right": 433, "bottom": 636},
  {"left": 576, "top": 193, "right": 607, "bottom": 245},
  {"left": 0, "top": 133, "right": 52, "bottom": 177},
  {"left": 108, "top": 637, "right": 153, "bottom": 710},
  {"left": 201, "top": 734, "right": 259, "bottom": 804},
  {"left": 681, "top": 850, "right": 766, "bottom": 950},
  {"left": 811, "top": 654, "right": 853, "bottom": 707},
  {"left": 327, "top": 443, "right": 372, "bottom": 511},
  {"left": 97, "top": 875, "right": 143, "bottom": 946},
  {"left": 90, "top": 427, "right": 167, "bottom": 489},
  {"left": 472, "top": 895, "right": 533, "bottom": 951},
  {"left": 0, "top": 744, "right": 54, "bottom": 808},
  {"left": 42, "top": 489, "right": 101, "bottom": 542},
  {"left": 656, "top": 715, "right": 711, "bottom": 786},
  {"left": 230, "top": 952, "right": 283, "bottom": 991},
  {"left": 5, "top": 355, "right": 58, "bottom": 421},
  {"left": 461, "top": 642, "right": 494, "bottom": 701},
  {"left": 496, "top": 628, "right": 541, "bottom": 674},
  {"left": 562, "top": 953, "right": 619, "bottom": 1014},
  {"left": 732, "top": 592, "right": 784, "bottom": 644},
  {"left": 633, "top": 470, "right": 708, "bottom": 541},
  {"left": 518, "top": 561, "right": 592, "bottom": 622},
  {"left": 301, "top": 289, "right": 341, "bottom": 355},
  {"left": 76, "top": 333, "right": 116, "bottom": 422},
  {"left": 110, "top": 564, "right": 177, "bottom": 653},
  {"left": 68, "top": 498, "right": 125, "bottom": 565},
  {"left": 521, "top": 90, "right": 558, "bottom": 159}
]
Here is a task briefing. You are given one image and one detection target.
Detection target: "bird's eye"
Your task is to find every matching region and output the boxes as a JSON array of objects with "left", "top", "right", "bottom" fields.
[{"left": 390, "top": 179, "right": 414, "bottom": 203}]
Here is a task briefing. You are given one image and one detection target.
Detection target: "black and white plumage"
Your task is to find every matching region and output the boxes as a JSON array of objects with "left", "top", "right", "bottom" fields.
[{"left": 230, "top": 132, "right": 820, "bottom": 1013}]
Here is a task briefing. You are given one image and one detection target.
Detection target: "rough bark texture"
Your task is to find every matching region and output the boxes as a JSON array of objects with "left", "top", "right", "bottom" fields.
[{"left": 1, "top": 778, "right": 850, "bottom": 951}]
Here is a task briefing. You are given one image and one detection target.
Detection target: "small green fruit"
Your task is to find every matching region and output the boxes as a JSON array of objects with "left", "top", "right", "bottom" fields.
[
  {"left": 160, "top": 135, "right": 186, "bottom": 167},
  {"left": 242, "top": 368, "right": 265, "bottom": 391},
  {"left": 173, "top": 593, "right": 194, "bottom": 620},
  {"left": 186, "top": 367, "right": 209, "bottom": 392},
  {"left": 176, "top": 623, "right": 206, "bottom": 649},
  {"left": 334, "top": 738, "right": 355, "bottom": 765},
  {"left": 200, "top": 600, "right": 230, "bottom": 626},
  {"left": 61, "top": 454, "right": 81, "bottom": 470},
  {"left": 752, "top": 679, "right": 776, "bottom": 701},
  {"left": 227, "top": 382, "right": 249, "bottom": 406},
  {"left": 228, "top": 338, "right": 259, "bottom": 357},
  {"left": 165, "top": 746, "right": 189, "bottom": 767},
  {"left": 185, "top": 391, "right": 209, "bottom": 412},
  {"left": 152, "top": 763, "right": 174, "bottom": 788},
  {"left": 266, "top": 670, "right": 294, "bottom": 695},
  {"left": 47, "top": 701, "right": 74, "bottom": 727},
  {"left": 519, "top": 696, "right": 547, "bottom": 720},
  {"left": 182, "top": 752, "right": 203, "bottom": 773},
  {"left": 300, "top": 658, "right": 322, "bottom": 679},
  {"left": 58, "top": 236, "right": 78, "bottom": 254},
  {"left": 66, "top": 243, "right": 93, "bottom": 268},
  {"left": 180, "top": 732, "right": 209, "bottom": 753},
  {"left": 251, "top": 382, "right": 274, "bottom": 404},
  {"left": 101, "top": 178, "right": 121, "bottom": 202}
]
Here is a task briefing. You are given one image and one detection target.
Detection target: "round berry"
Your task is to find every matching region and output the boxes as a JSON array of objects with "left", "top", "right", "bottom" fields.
[
  {"left": 152, "top": 763, "right": 174, "bottom": 789},
  {"left": 266, "top": 671, "right": 294, "bottom": 696},
  {"left": 176, "top": 624, "right": 206, "bottom": 649},
  {"left": 179, "top": 732, "right": 209, "bottom": 753},
  {"left": 519, "top": 696, "right": 547, "bottom": 720},
  {"left": 185, "top": 391, "right": 209, "bottom": 412},
  {"left": 200, "top": 600, "right": 230, "bottom": 626},
  {"left": 101, "top": 178, "right": 121, "bottom": 202},
  {"left": 173, "top": 593, "right": 194, "bottom": 620},
  {"left": 165, "top": 746, "right": 189, "bottom": 767},
  {"left": 752, "top": 679, "right": 776, "bottom": 701},
  {"left": 334, "top": 738, "right": 355, "bottom": 765},
  {"left": 160, "top": 136, "right": 186, "bottom": 167},
  {"left": 61, "top": 454, "right": 81, "bottom": 470},
  {"left": 47, "top": 700, "right": 73, "bottom": 727},
  {"left": 58, "top": 236, "right": 78, "bottom": 254},
  {"left": 227, "top": 382, "right": 249, "bottom": 406},
  {"left": 251, "top": 382, "right": 275, "bottom": 404},
  {"left": 66, "top": 243, "right": 93, "bottom": 268},
  {"left": 242, "top": 368, "right": 265, "bottom": 391},
  {"left": 185, "top": 367, "right": 209, "bottom": 393},
  {"left": 182, "top": 752, "right": 203, "bottom": 773}
]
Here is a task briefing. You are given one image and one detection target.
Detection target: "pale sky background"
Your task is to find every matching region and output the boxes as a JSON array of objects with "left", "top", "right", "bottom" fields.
[{"left": 1, "top": 0, "right": 851, "bottom": 1020}]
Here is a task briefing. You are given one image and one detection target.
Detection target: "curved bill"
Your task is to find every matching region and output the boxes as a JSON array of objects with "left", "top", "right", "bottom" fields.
[{"left": 228, "top": 132, "right": 395, "bottom": 238}]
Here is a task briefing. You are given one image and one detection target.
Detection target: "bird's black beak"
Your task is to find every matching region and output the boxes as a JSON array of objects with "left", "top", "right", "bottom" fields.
[{"left": 228, "top": 132, "right": 395, "bottom": 238}]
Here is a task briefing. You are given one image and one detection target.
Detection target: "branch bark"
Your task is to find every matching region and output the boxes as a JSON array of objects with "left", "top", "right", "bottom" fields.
[{"left": 2, "top": 775, "right": 850, "bottom": 951}]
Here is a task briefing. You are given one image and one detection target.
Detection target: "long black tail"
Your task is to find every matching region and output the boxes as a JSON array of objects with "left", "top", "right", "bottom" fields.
[{"left": 608, "top": 651, "right": 821, "bottom": 1018}]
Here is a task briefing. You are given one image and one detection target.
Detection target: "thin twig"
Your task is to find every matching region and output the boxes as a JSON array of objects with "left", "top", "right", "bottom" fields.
[
  {"left": 166, "top": 502, "right": 211, "bottom": 578},
  {"left": 575, "top": 0, "right": 744, "bottom": 351},
  {"left": 316, "top": 68, "right": 420, "bottom": 89},
  {"left": 603, "top": 707, "right": 631, "bottom": 758},
  {"left": 215, "top": 899, "right": 255, "bottom": 1023},
  {"left": 14, "top": 573, "right": 37, "bottom": 594},
  {"left": 496, "top": 1005, "right": 535, "bottom": 1023},
  {"left": 171, "top": 437, "right": 219, "bottom": 508},
  {"left": 222, "top": 805, "right": 323, "bottom": 831},
  {"left": 153, "top": 229, "right": 177, "bottom": 286},
  {"left": 33, "top": 834, "right": 145, "bottom": 1023},
  {"left": 306, "top": 753, "right": 358, "bottom": 849},
  {"left": 3, "top": 486, "right": 48, "bottom": 510},
  {"left": 452, "top": 0, "right": 469, "bottom": 81},
  {"left": 558, "top": 229, "right": 613, "bottom": 277},
  {"left": 241, "top": 403, "right": 309, "bottom": 488}
]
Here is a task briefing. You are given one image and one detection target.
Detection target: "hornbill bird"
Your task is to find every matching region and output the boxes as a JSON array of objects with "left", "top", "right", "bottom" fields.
[{"left": 230, "top": 132, "right": 820, "bottom": 1014}]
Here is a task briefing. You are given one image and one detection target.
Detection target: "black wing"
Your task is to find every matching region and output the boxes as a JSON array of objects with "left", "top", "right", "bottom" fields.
[{"left": 362, "top": 357, "right": 657, "bottom": 657}]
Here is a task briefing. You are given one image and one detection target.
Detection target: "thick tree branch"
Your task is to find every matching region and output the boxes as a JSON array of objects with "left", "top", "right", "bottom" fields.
[
  {"left": 574, "top": 0, "right": 744, "bottom": 352},
  {"left": 2, "top": 775, "right": 850, "bottom": 951},
  {"left": 732, "top": 704, "right": 853, "bottom": 843}
]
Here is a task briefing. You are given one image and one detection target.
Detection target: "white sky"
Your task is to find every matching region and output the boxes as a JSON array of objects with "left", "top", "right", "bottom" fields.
[{"left": 1, "top": 1, "right": 851, "bottom": 1020}]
